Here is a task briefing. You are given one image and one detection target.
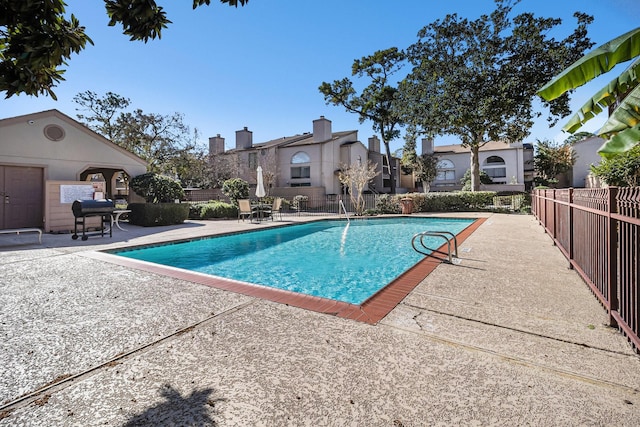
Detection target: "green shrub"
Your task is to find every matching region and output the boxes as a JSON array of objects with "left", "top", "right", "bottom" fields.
[
  {"left": 376, "top": 194, "right": 401, "bottom": 214},
  {"left": 460, "top": 169, "right": 493, "bottom": 191},
  {"left": 189, "top": 203, "right": 205, "bottom": 219},
  {"left": 188, "top": 201, "right": 238, "bottom": 219},
  {"left": 199, "top": 201, "right": 237, "bottom": 219},
  {"left": 398, "top": 191, "right": 496, "bottom": 212},
  {"left": 590, "top": 144, "right": 640, "bottom": 187},
  {"left": 128, "top": 203, "right": 189, "bottom": 226},
  {"left": 222, "top": 178, "right": 249, "bottom": 205},
  {"left": 130, "top": 172, "right": 185, "bottom": 203}
]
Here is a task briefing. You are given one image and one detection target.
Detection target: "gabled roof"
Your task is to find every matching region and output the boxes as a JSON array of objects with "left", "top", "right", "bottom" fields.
[
  {"left": 224, "top": 130, "right": 358, "bottom": 153},
  {"left": 434, "top": 140, "right": 522, "bottom": 154},
  {"left": 0, "top": 109, "right": 148, "bottom": 166}
]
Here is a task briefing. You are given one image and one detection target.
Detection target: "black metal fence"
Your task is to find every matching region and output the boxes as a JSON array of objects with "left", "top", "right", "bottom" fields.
[{"left": 186, "top": 192, "right": 382, "bottom": 216}]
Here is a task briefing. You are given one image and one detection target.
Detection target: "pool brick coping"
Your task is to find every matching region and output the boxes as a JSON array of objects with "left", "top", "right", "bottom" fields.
[{"left": 87, "top": 217, "right": 485, "bottom": 325}]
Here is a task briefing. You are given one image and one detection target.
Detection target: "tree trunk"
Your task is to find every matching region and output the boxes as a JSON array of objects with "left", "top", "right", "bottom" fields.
[
  {"left": 383, "top": 141, "right": 396, "bottom": 194},
  {"left": 470, "top": 144, "right": 481, "bottom": 192},
  {"left": 422, "top": 181, "right": 430, "bottom": 193}
]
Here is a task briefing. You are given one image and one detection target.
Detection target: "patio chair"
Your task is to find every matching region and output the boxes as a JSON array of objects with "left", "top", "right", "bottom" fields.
[
  {"left": 265, "top": 197, "right": 282, "bottom": 221},
  {"left": 238, "top": 199, "right": 253, "bottom": 222}
]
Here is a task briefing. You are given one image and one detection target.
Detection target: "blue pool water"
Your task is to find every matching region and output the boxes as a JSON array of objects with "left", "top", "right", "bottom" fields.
[{"left": 114, "top": 217, "right": 474, "bottom": 304}]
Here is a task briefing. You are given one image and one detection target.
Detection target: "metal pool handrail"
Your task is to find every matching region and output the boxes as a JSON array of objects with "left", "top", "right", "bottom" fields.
[
  {"left": 411, "top": 230, "right": 458, "bottom": 263},
  {"left": 339, "top": 200, "right": 350, "bottom": 223}
]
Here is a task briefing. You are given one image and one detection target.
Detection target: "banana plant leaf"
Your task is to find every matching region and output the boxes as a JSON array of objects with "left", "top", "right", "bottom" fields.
[
  {"left": 597, "top": 84, "right": 640, "bottom": 137},
  {"left": 597, "top": 123, "right": 640, "bottom": 158},
  {"left": 538, "top": 27, "right": 640, "bottom": 101},
  {"left": 563, "top": 58, "right": 640, "bottom": 133}
]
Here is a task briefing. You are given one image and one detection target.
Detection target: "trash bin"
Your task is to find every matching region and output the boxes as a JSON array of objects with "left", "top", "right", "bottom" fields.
[{"left": 400, "top": 198, "right": 413, "bottom": 214}]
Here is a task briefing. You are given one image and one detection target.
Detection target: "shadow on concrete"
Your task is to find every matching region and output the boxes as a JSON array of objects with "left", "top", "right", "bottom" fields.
[{"left": 122, "top": 385, "right": 225, "bottom": 427}]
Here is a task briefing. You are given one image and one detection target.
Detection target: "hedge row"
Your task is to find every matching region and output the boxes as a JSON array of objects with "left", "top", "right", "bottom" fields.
[
  {"left": 128, "top": 203, "right": 190, "bottom": 226},
  {"left": 189, "top": 201, "right": 238, "bottom": 219},
  {"left": 375, "top": 191, "right": 497, "bottom": 213},
  {"left": 410, "top": 191, "right": 497, "bottom": 212}
]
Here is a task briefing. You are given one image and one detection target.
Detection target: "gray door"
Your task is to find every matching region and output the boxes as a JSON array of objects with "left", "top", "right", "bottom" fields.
[{"left": 0, "top": 166, "right": 44, "bottom": 229}]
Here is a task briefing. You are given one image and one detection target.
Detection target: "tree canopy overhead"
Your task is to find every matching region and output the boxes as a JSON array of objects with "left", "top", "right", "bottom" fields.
[
  {"left": 319, "top": 47, "right": 406, "bottom": 193},
  {"left": 396, "top": 0, "right": 593, "bottom": 191},
  {"left": 74, "top": 90, "right": 214, "bottom": 186},
  {"left": 0, "top": 0, "right": 249, "bottom": 99}
]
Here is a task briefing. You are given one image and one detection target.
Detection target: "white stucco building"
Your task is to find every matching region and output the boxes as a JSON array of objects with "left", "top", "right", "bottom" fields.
[
  {"left": 421, "top": 138, "right": 534, "bottom": 192},
  {"left": 571, "top": 136, "right": 604, "bottom": 188}
]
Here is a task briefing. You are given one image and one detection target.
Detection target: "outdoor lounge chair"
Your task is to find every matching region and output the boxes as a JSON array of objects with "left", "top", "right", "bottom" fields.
[
  {"left": 266, "top": 197, "right": 282, "bottom": 221},
  {"left": 238, "top": 199, "right": 253, "bottom": 222}
]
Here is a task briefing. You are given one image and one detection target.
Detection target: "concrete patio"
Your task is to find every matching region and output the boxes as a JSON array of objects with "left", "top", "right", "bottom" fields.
[{"left": 1, "top": 213, "right": 639, "bottom": 426}]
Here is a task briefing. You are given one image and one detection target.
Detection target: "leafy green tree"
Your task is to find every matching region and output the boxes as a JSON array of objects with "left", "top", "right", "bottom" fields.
[
  {"left": 400, "top": 132, "right": 418, "bottom": 175},
  {"left": 130, "top": 172, "right": 185, "bottom": 203},
  {"left": 460, "top": 169, "right": 493, "bottom": 191},
  {"left": 397, "top": 0, "right": 593, "bottom": 191},
  {"left": 115, "top": 109, "right": 191, "bottom": 173},
  {"left": 0, "top": 0, "right": 248, "bottom": 99},
  {"left": 538, "top": 27, "right": 640, "bottom": 157},
  {"left": 590, "top": 143, "right": 640, "bottom": 187},
  {"left": 209, "top": 153, "right": 240, "bottom": 188},
  {"left": 563, "top": 131, "right": 596, "bottom": 146},
  {"left": 415, "top": 153, "right": 439, "bottom": 193},
  {"left": 534, "top": 139, "right": 577, "bottom": 186},
  {"left": 74, "top": 91, "right": 131, "bottom": 141},
  {"left": 221, "top": 178, "right": 249, "bottom": 205},
  {"left": 74, "top": 90, "right": 194, "bottom": 174},
  {"left": 167, "top": 144, "right": 215, "bottom": 189},
  {"left": 401, "top": 131, "right": 438, "bottom": 192},
  {"left": 319, "top": 47, "right": 405, "bottom": 193}
]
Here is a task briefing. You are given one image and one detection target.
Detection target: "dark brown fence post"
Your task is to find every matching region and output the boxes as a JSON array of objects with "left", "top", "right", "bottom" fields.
[
  {"left": 607, "top": 187, "right": 619, "bottom": 327},
  {"left": 568, "top": 188, "right": 574, "bottom": 268},
  {"left": 552, "top": 189, "right": 557, "bottom": 242}
]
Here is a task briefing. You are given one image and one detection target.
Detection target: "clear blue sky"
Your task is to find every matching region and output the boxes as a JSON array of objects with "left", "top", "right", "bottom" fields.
[{"left": 1, "top": 0, "right": 638, "bottom": 154}]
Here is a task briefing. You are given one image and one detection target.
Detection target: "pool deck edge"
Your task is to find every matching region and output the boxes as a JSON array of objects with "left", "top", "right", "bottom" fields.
[{"left": 84, "top": 217, "right": 487, "bottom": 325}]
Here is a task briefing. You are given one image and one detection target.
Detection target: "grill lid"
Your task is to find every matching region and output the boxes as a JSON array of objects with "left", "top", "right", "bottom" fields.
[{"left": 72, "top": 199, "right": 115, "bottom": 217}]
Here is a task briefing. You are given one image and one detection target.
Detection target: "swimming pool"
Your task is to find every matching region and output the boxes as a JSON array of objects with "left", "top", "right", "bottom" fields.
[{"left": 113, "top": 217, "right": 476, "bottom": 305}]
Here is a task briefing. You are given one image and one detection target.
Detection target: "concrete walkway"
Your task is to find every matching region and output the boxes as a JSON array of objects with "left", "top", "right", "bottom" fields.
[{"left": 0, "top": 213, "right": 638, "bottom": 426}]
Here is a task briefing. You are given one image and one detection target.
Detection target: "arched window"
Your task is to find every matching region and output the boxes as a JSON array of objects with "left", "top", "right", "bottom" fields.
[
  {"left": 290, "top": 151, "right": 311, "bottom": 184},
  {"left": 435, "top": 159, "right": 455, "bottom": 181},
  {"left": 291, "top": 151, "right": 310, "bottom": 164},
  {"left": 485, "top": 156, "right": 505, "bottom": 165},
  {"left": 482, "top": 155, "right": 506, "bottom": 179}
]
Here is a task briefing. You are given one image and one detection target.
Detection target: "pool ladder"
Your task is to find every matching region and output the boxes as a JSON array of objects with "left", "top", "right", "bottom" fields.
[
  {"left": 411, "top": 231, "right": 458, "bottom": 264},
  {"left": 339, "top": 200, "right": 350, "bottom": 223}
]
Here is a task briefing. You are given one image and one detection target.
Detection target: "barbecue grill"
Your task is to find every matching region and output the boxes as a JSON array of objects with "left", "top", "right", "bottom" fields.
[{"left": 71, "top": 199, "right": 115, "bottom": 240}]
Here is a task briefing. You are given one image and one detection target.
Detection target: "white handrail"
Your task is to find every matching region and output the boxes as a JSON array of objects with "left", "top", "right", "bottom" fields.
[{"left": 339, "top": 200, "right": 350, "bottom": 223}]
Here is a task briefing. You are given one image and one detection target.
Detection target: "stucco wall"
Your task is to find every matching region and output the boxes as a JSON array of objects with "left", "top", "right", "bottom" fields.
[
  {"left": 572, "top": 137, "right": 603, "bottom": 188},
  {"left": 278, "top": 144, "right": 321, "bottom": 188},
  {"left": 0, "top": 111, "right": 147, "bottom": 180},
  {"left": 433, "top": 144, "right": 525, "bottom": 189}
]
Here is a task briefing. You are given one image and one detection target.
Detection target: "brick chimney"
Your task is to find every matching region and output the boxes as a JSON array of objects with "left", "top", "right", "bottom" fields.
[
  {"left": 313, "top": 116, "right": 332, "bottom": 142},
  {"left": 422, "top": 137, "right": 435, "bottom": 155},
  {"left": 368, "top": 136, "right": 381, "bottom": 153},
  {"left": 209, "top": 134, "right": 225, "bottom": 155},
  {"left": 236, "top": 127, "right": 253, "bottom": 150}
]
